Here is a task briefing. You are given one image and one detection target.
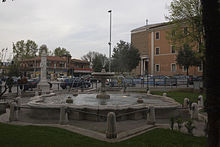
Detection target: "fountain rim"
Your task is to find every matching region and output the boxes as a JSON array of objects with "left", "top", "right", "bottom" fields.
[
  {"left": 91, "top": 72, "right": 115, "bottom": 77},
  {"left": 27, "top": 93, "right": 181, "bottom": 110}
]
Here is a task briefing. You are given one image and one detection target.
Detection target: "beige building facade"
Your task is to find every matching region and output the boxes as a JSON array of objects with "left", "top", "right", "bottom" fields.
[{"left": 131, "top": 22, "right": 203, "bottom": 77}]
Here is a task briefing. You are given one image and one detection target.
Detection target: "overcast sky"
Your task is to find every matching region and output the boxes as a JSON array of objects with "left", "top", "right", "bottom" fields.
[{"left": 0, "top": 0, "right": 172, "bottom": 61}]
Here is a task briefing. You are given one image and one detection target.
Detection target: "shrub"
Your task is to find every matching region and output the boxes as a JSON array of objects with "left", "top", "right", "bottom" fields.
[
  {"left": 176, "top": 118, "right": 184, "bottom": 131},
  {"left": 185, "top": 119, "right": 196, "bottom": 136}
]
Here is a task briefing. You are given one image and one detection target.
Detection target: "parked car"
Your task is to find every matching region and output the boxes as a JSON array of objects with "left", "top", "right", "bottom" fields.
[
  {"left": 109, "top": 76, "right": 125, "bottom": 87},
  {"left": 60, "top": 77, "right": 91, "bottom": 89},
  {"left": 90, "top": 77, "right": 99, "bottom": 83},
  {"left": 27, "top": 78, "right": 40, "bottom": 89},
  {"left": 57, "top": 76, "right": 68, "bottom": 82},
  {"left": 153, "top": 75, "right": 177, "bottom": 86},
  {"left": 109, "top": 79, "right": 121, "bottom": 87},
  {"left": 109, "top": 76, "right": 136, "bottom": 87},
  {"left": 123, "top": 78, "right": 136, "bottom": 87},
  {"left": 172, "top": 75, "right": 188, "bottom": 85},
  {"left": 12, "top": 76, "right": 19, "bottom": 84},
  {"left": 26, "top": 78, "right": 52, "bottom": 90}
]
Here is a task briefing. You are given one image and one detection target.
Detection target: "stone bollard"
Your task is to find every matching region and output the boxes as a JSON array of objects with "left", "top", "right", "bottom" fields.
[
  {"left": 59, "top": 106, "right": 67, "bottom": 125},
  {"left": 49, "top": 89, "right": 53, "bottom": 94},
  {"left": 137, "top": 98, "right": 144, "bottom": 103},
  {"left": 183, "top": 98, "right": 190, "bottom": 108},
  {"left": 147, "top": 106, "right": 156, "bottom": 125},
  {"left": 16, "top": 97, "right": 22, "bottom": 120},
  {"left": 191, "top": 103, "right": 198, "bottom": 119},
  {"left": 18, "top": 89, "right": 22, "bottom": 96},
  {"left": 163, "top": 93, "right": 167, "bottom": 97},
  {"left": 35, "top": 91, "right": 39, "bottom": 96},
  {"left": 106, "top": 112, "right": 117, "bottom": 139},
  {"left": 66, "top": 97, "right": 73, "bottom": 104},
  {"left": 147, "top": 90, "right": 151, "bottom": 95},
  {"left": 9, "top": 102, "right": 16, "bottom": 122},
  {"left": 198, "top": 95, "right": 204, "bottom": 107}
]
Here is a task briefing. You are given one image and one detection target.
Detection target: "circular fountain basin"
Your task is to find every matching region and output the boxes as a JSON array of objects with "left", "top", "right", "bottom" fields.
[
  {"left": 26, "top": 92, "right": 181, "bottom": 122},
  {"left": 43, "top": 93, "right": 173, "bottom": 106}
]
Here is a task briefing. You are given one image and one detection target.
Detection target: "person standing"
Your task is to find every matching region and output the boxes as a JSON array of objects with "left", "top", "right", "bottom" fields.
[
  {"left": 6, "top": 76, "right": 13, "bottom": 93},
  {"left": 0, "top": 79, "right": 2, "bottom": 94}
]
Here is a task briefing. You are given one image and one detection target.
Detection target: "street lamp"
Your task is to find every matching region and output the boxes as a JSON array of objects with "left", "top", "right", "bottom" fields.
[
  {"left": 108, "top": 10, "right": 112, "bottom": 72},
  {"left": 146, "top": 19, "right": 149, "bottom": 92}
]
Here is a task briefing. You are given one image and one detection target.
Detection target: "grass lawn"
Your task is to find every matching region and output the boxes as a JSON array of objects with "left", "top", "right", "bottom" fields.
[
  {"left": 150, "top": 91, "right": 206, "bottom": 104},
  {"left": 0, "top": 123, "right": 206, "bottom": 147}
]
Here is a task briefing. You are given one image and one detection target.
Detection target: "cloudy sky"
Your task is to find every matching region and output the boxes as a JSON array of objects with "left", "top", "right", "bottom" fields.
[{"left": 0, "top": 0, "right": 172, "bottom": 61}]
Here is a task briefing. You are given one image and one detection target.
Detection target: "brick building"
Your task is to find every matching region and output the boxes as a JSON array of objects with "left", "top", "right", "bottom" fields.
[
  {"left": 131, "top": 22, "right": 203, "bottom": 77},
  {"left": 20, "top": 56, "right": 92, "bottom": 79}
]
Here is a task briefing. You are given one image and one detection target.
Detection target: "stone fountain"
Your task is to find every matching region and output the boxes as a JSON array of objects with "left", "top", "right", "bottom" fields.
[
  {"left": 37, "top": 45, "right": 50, "bottom": 94},
  {"left": 24, "top": 65, "right": 181, "bottom": 123},
  {"left": 92, "top": 69, "right": 114, "bottom": 99}
]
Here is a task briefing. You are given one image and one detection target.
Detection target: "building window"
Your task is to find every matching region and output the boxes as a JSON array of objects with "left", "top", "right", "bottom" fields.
[
  {"left": 155, "top": 47, "right": 160, "bottom": 55},
  {"left": 171, "top": 64, "right": 176, "bottom": 72},
  {"left": 182, "top": 66, "right": 187, "bottom": 72},
  {"left": 171, "top": 45, "right": 176, "bottom": 53},
  {"left": 155, "top": 64, "right": 160, "bottom": 72},
  {"left": 155, "top": 32, "right": 160, "bottom": 40},
  {"left": 60, "top": 62, "right": 65, "bottom": 67}
]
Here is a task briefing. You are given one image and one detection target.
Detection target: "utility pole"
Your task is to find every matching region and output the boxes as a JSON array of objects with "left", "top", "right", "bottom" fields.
[
  {"left": 108, "top": 10, "right": 112, "bottom": 72},
  {"left": 146, "top": 19, "right": 149, "bottom": 92}
]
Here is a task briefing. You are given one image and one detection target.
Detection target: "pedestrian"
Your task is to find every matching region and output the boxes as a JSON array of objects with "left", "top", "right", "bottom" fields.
[
  {"left": 22, "top": 76, "right": 28, "bottom": 91},
  {"left": 18, "top": 77, "right": 23, "bottom": 91},
  {"left": 6, "top": 76, "right": 13, "bottom": 93},
  {"left": 0, "top": 79, "right": 2, "bottom": 94},
  {"left": 141, "top": 76, "right": 144, "bottom": 88}
]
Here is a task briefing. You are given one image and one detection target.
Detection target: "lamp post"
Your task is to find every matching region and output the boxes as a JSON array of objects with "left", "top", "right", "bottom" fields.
[
  {"left": 108, "top": 10, "right": 112, "bottom": 72},
  {"left": 146, "top": 19, "right": 149, "bottom": 92}
]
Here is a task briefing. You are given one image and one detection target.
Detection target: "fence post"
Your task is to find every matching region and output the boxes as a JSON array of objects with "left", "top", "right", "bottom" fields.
[
  {"left": 147, "top": 106, "right": 156, "bottom": 125},
  {"left": 198, "top": 95, "right": 204, "bottom": 108},
  {"left": 163, "top": 93, "right": 167, "bottom": 97},
  {"left": 106, "top": 112, "right": 117, "bottom": 139},
  {"left": 191, "top": 103, "right": 198, "bottom": 119},
  {"left": 9, "top": 102, "right": 16, "bottom": 122},
  {"left": 59, "top": 106, "right": 67, "bottom": 125},
  {"left": 183, "top": 98, "right": 190, "bottom": 108},
  {"left": 16, "top": 97, "right": 22, "bottom": 120}
]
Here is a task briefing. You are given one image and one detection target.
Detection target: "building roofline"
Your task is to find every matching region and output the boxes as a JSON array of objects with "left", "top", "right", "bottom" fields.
[
  {"left": 71, "top": 59, "right": 89, "bottom": 64},
  {"left": 131, "top": 22, "right": 173, "bottom": 34}
]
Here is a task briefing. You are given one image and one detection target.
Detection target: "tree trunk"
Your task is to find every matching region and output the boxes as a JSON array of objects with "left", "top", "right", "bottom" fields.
[{"left": 201, "top": 0, "right": 220, "bottom": 147}]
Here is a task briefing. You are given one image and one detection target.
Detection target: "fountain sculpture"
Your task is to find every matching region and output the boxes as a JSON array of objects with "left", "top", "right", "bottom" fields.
[{"left": 92, "top": 69, "right": 114, "bottom": 99}]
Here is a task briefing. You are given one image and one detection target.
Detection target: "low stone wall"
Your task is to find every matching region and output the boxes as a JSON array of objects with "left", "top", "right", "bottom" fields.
[
  {"left": 67, "top": 107, "right": 148, "bottom": 122},
  {"left": 13, "top": 92, "right": 185, "bottom": 123},
  {"left": 155, "top": 107, "right": 190, "bottom": 119},
  {"left": 17, "top": 105, "right": 189, "bottom": 124},
  {"left": 18, "top": 107, "right": 60, "bottom": 124},
  {"left": 0, "top": 102, "right": 7, "bottom": 114}
]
